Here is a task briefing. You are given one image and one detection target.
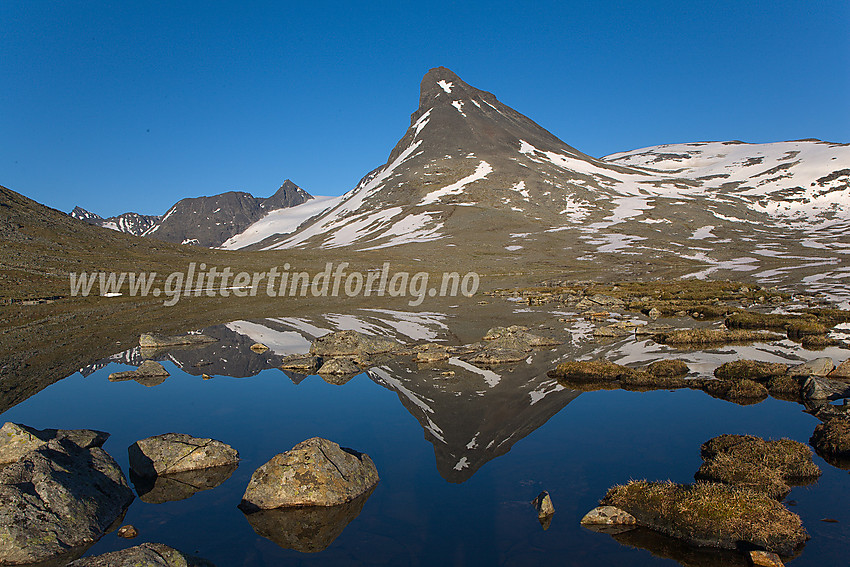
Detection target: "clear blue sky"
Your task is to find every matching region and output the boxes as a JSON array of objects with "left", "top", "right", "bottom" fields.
[{"left": 2, "top": 1, "right": 848, "bottom": 217}]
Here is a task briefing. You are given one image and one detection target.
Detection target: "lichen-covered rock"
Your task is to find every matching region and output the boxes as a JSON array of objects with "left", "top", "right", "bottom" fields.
[
  {"left": 129, "top": 433, "right": 239, "bottom": 477},
  {"left": 0, "top": 439, "right": 134, "bottom": 565},
  {"left": 580, "top": 505, "right": 637, "bottom": 526},
  {"left": 0, "top": 422, "right": 109, "bottom": 466},
  {"left": 109, "top": 360, "right": 171, "bottom": 387},
  {"left": 788, "top": 357, "right": 835, "bottom": 377},
  {"left": 279, "top": 355, "right": 321, "bottom": 371},
  {"left": 140, "top": 333, "right": 216, "bottom": 348},
  {"left": 309, "top": 330, "right": 401, "bottom": 357},
  {"left": 601, "top": 480, "right": 808, "bottom": 554},
  {"left": 413, "top": 343, "right": 450, "bottom": 363},
  {"left": 67, "top": 542, "right": 212, "bottom": 566},
  {"left": 241, "top": 487, "right": 375, "bottom": 553},
  {"left": 239, "top": 437, "right": 379, "bottom": 510}
]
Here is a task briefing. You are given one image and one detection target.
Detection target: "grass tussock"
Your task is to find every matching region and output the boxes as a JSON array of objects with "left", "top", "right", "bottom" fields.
[
  {"left": 714, "top": 360, "right": 788, "bottom": 382},
  {"left": 690, "top": 379, "right": 769, "bottom": 405},
  {"left": 654, "top": 329, "right": 783, "bottom": 346},
  {"left": 601, "top": 480, "right": 808, "bottom": 554},
  {"left": 696, "top": 435, "right": 820, "bottom": 499},
  {"left": 810, "top": 418, "right": 850, "bottom": 459},
  {"left": 547, "top": 360, "right": 636, "bottom": 382},
  {"left": 646, "top": 359, "right": 690, "bottom": 378}
]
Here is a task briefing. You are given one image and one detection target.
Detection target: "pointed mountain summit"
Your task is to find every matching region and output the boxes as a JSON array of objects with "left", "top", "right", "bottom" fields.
[{"left": 214, "top": 68, "right": 850, "bottom": 283}]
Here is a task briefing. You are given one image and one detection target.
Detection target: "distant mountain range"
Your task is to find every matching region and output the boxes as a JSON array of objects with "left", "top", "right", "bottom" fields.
[{"left": 71, "top": 180, "right": 311, "bottom": 247}]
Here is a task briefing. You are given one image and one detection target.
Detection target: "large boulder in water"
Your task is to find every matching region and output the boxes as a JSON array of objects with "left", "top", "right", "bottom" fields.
[
  {"left": 0, "top": 422, "right": 109, "bottom": 466},
  {"left": 129, "top": 433, "right": 239, "bottom": 477},
  {"left": 239, "top": 437, "right": 379, "bottom": 510},
  {"left": 0, "top": 439, "right": 134, "bottom": 565}
]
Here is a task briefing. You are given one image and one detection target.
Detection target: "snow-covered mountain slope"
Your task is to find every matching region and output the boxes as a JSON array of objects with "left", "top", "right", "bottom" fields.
[
  {"left": 604, "top": 140, "right": 850, "bottom": 229},
  {"left": 71, "top": 207, "right": 161, "bottom": 236},
  {"left": 222, "top": 67, "right": 849, "bottom": 288},
  {"left": 219, "top": 195, "right": 341, "bottom": 250},
  {"left": 71, "top": 180, "right": 311, "bottom": 247}
]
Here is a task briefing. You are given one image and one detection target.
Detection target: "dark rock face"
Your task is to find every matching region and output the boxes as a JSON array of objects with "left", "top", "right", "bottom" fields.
[
  {"left": 71, "top": 179, "right": 311, "bottom": 247},
  {"left": 128, "top": 433, "right": 239, "bottom": 477},
  {"left": 241, "top": 487, "right": 375, "bottom": 553},
  {"left": 239, "top": 437, "right": 379, "bottom": 510},
  {"left": 0, "top": 422, "right": 109, "bottom": 466},
  {"left": 66, "top": 542, "right": 212, "bottom": 566},
  {"left": 0, "top": 439, "right": 134, "bottom": 565}
]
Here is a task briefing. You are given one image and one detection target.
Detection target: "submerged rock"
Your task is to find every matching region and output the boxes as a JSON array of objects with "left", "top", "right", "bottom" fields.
[
  {"left": 140, "top": 333, "right": 216, "bottom": 348},
  {"left": 240, "top": 437, "right": 379, "bottom": 510},
  {"left": 241, "top": 487, "right": 375, "bottom": 553},
  {"left": 131, "top": 463, "right": 238, "bottom": 504},
  {"left": 67, "top": 542, "right": 212, "bottom": 566},
  {"left": 0, "top": 439, "right": 134, "bottom": 565},
  {"left": 601, "top": 480, "right": 807, "bottom": 554},
  {"left": 309, "top": 330, "right": 401, "bottom": 357},
  {"left": 129, "top": 433, "right": 239, "bottom": 477},
  {"left": 0, "top": 422, "right": 109, "bottom": 466}
]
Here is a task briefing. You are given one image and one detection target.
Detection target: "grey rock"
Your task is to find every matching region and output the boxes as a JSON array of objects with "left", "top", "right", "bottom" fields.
[
  {"left": 309, "top": 330, "right": 401, "bottom": 357},
  {"left": 0, "top": 439, "right": 134, "bottom": 565},
  {"left": 67, "top": 542, "right": 214, "bottom": 566},
  {"left": 802, "top": 376, "right": 850, "bottom": 401},
  {"left": 109, "top": 360, "right": 170, "bottom": 387},
  {"left": 239, "top": 437, "right": 379, "bottom": 510},
  {"left": 140, "top": 333, "right": 216, "bottom": 348},
  {"left": 0, "top": 422, "right": 109, "bottom": 466},
  {"left": 593, "top": 325, "right": 632, "bottom": 338},
  {"left": 129, "top": 433, "right": 239, "bottom": 477},
  {"left": 581, "top": 505, "right": 637, "bottom": 526},
  {"left": 470, "top": 348, "right": 528, "bottom": 365},
  {"left": 788, "top": 357, "right": 835, "bottom": 377},
  {"left": 829, "top": 359, "right": 850, "bottom": 379},
  {"left": 241, "top": 486, "right": 375, "bottom": 553}
]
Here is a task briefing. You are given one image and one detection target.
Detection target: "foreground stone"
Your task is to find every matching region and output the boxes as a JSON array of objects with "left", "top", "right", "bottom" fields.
[
  {"left": 109, "top": 360, "right": 170, "bottom": 387},
  {"left": 802, "top": 376, "right": 850, "bottom": 400},
  {"left": 788, "top": 357, "right": 835, "bottom": 377},
  {"left": 0, "top": 422, "right": 109, "bottom": 466},
  {"left": 242, "top": 487, "right": 375, "bottom": 553},
  {"left": 140, "top": 333, "right": 216, "bottom": 348},
  {"left": 696, "top": 434, "right": 820, "bottom": 499},
  {"left": 67, "top": 542, "right": 213, "bottom": 566},
  {"left": 240, "top": 437, "right": 379, "bottom": 510},
  {"left": 829, "top": 359, "right": 850, "bottom": 379},
  {"left": 601, "top": 480, "right": 807, "bottom": 554},
  {"left": 0, "top": 439, "right": 134, "bottom": 565},
  {"left": 129, "top": 433, "right": 239, "bottom": 477},
  {"left": 580, "top": 505, "right": 636, "bottom": 526},
  {"left": 309, "top": 330, "right": 401, "bottom": 357}
]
